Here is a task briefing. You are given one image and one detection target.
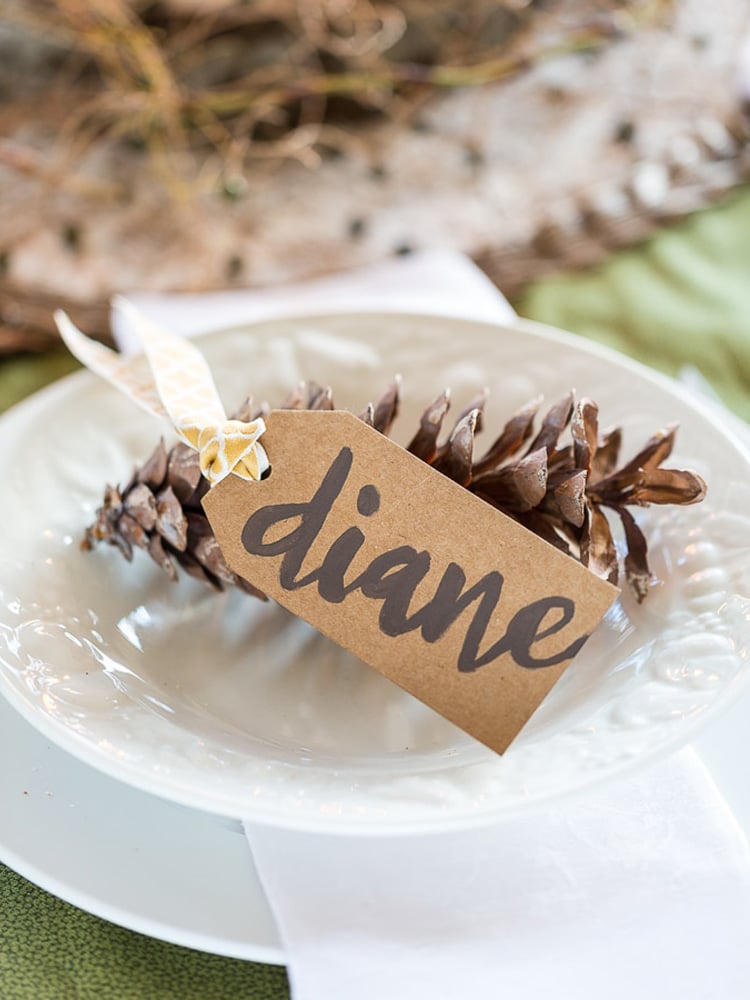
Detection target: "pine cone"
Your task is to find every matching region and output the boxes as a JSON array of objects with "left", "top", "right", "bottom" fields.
[
  {"left": 83, "top": 382, "right": 706, "bottom": 602},
  {"left": 82, "top": 394, "right": 271, "bottom": 599},
  {"left": 461, "top": 394, "right": 706, "bottom": 600}
]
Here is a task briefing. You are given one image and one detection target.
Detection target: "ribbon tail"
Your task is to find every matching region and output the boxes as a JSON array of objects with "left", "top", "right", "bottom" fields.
[
  {"left": 56, "top": 303, "right": 270, "bottom": 485},
  {"left": 111, "top": 296, "right": 227, "bottom": 432},
  {"left": 54, "top": 310, "right": 171, "bottom": 421}
]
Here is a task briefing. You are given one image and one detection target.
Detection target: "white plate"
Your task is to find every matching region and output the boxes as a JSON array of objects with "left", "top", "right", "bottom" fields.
[
  {"left": 1, "top": 313, "right": 749, "bottom": 833},
  {"left": 5, "top": 672, "right": 750, "bottom": 965},
  {"left": 0, "top": 689, "right": 283, "bottom": 963}
]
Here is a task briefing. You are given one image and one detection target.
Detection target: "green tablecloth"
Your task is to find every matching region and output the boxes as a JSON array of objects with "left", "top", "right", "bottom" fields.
[
  {"left": 0, "top": 867, "right": 287, "bottom": 1000},
  {"left": 1, "top": 188, "right": 749, "bottom": 999},
  {"left": 515, "top": 187, "right": 750, "bottom": 422}
]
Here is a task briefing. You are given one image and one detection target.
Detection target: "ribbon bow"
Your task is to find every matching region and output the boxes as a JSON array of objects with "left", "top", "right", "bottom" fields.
[
  {"left": 54, "top": 298, "right": 270, "bottom": 485},
  {"left": 195, "top": 419, "right": 267, "bottom": 485}
]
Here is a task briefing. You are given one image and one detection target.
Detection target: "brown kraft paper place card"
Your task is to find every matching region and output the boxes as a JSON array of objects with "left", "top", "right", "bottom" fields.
[{"left": 204, "top": 410, "right": 618, "bottom": 754}]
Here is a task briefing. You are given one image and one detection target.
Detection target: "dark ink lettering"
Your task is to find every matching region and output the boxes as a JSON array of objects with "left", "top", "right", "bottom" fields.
[
  {"left": 501, "top": 597, "right": 587, "bottom": 668},
  {"left": 298, "top": 526, "right": 366, "bottom": 603},
  {"left": 241, "top": 448, "right": 587, "bottom": 672},
  {"left": 242, "top": 447, "right": 353, "bottom": 589},
  {"left": 410, "top": 563, "right": 505, "bottom": 672},
  {"left": 350, "top": 546, "right": 432, "bottom": 636},
  {"left": 357, "top": 484, "right": 380, "bottom": 516}
]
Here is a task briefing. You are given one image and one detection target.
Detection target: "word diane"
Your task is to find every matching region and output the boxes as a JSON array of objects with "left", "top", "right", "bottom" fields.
[{"left": 242, "top": 448, "right": 588, "bottom": 672}]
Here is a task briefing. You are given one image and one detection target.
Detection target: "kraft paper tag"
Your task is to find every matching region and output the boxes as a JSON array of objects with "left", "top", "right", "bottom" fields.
[{"left": 204, "top": 410, "right": 618, "bottom": 755}]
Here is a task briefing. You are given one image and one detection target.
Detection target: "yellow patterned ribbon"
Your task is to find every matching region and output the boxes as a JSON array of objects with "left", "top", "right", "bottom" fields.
[{"left": 54, "top": 298, "right": 269, "bottom": 485}]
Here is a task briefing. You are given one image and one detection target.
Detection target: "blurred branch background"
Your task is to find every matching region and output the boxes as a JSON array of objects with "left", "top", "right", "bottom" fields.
[
  {"left": 3, "top": 0, "right": 668, "bottom": 191},
  {"left": 0, "top": 0, "right": 748, "bottom": 352}
]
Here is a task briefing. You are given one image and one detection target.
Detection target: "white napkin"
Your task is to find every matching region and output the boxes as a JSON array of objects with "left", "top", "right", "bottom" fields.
[
  {"left": 111, "top": 249, "right": 513, "bottom": 350},
  {"left": 249, "top": 751, "right": 750, "bottom": 1000},
  {"left": 114, "top": 253, "right": 750, "bottom": 1000}
]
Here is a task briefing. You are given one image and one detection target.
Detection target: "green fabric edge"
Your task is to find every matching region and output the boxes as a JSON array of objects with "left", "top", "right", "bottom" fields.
[
  {"left": 514, "top": 187, "right": 750, "bottom": 420},
  {"left": 0, "top": 351, "right": 80, "bottom": 416},
  {"left": 0, "top": 864, "right": 289, "bottom": 1000}
]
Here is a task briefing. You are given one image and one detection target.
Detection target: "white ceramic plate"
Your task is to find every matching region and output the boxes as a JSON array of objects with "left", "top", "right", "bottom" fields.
[
  {"left": 0, "top": 689, "right": 283, "bottom": 963},
  {"left": 7, "top": 654, "right": 750, "bottom": 966},
  {"left": 1, "top": 313, "right": 748, "bottom": 833}
]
